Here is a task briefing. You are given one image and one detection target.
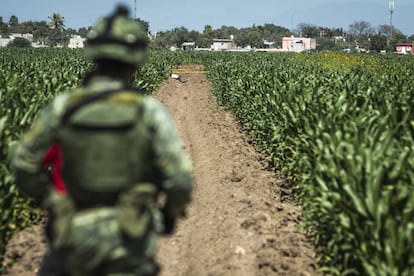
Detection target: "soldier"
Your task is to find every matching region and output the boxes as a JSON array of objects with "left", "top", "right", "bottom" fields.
[{"left": 12, "top": 5, "right": 193, "bottom": 276}]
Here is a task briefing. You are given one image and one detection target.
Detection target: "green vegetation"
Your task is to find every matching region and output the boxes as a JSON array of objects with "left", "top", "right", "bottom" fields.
[
  {"left": 204, "top": 51, "right": 414, "bottom": 275},
  {"left": 0, "top": 48, "right": 175, "bottom": 269},
  {"left": 6, "top": 37, "right": 31, "bottom": 47},
  {"left": 2, "top": 13, "right": 414, "bottom": 51},
  {"left": 1, "top": 48, "right": 414, "bottom": 275},
  {"left": 0, "top": 48, "right": 88, "bottom": 268}
]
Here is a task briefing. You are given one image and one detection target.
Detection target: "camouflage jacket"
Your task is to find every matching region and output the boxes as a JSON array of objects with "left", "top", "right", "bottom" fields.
[{"left": 13, "top": 76, "right": 193, "bottom": 218}]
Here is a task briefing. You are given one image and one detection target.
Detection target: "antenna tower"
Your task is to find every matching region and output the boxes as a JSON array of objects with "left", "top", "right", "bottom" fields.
[
  {"left": 389, "top": 0, "right": 394, "bottom": 38},
  {"left": 134, "top": 0, "right": 137, "bottom": 19}
]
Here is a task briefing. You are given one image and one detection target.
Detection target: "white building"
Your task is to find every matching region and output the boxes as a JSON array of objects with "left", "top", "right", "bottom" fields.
[
  {"left": 12, "top": 33, "right": 34, "bottom": 42},
  {"left": 0, "top": 36, "right": 13, "bottom": 47},
  {"left": 68, "top": 35, "right": 86, "bottom": 48},
  {"left": 0, "top": 33, "right": 34, "bottom": 47},
  {"left": 182, "top": 42, "right": 195, "bottom": 51},
  {"left": 211, "top": 37, "right": 235, "bottom": 51},
  {"left": 263, "top": 40, "right": 276, "bottom": 48}
]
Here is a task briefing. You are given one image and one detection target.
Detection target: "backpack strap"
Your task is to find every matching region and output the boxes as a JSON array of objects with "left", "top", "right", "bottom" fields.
[{"left": 61, "top": 88, "right": 142, "bottom": 125}]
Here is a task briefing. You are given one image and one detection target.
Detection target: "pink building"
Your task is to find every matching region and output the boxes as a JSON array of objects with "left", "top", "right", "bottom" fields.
[
  {"left": 282, "top": 36, "right": 316, "bottom": 52},
  {"left": 395, "top": 43, "right": 414, "bottom": 54}
]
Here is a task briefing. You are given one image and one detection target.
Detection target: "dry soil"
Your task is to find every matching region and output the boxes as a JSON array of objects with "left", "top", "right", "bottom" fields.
[{"left": 2, "top": 65, "right": 317, "bottom": 276}]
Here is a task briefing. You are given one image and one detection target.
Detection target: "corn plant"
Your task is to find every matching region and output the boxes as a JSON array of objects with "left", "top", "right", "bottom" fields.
[
  {"left": 0, "top": 48, "right": 178, "bottom": 266},
  {"left": 204, "top": 51, "right": 414, "bottom": 275}
]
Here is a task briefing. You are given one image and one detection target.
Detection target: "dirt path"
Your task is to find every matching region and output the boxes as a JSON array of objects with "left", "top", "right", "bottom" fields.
[{"left": 2, "top": 65, "right": 316, "bottom": 276}]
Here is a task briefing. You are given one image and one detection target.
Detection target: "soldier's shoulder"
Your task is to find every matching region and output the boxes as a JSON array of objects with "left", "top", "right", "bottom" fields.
[
  {"left": 48, "top": 87, "right": 85, "bottom": 116},
  {"left": 140, "top": 96, "right": 173, "bottom": 123},
  {"left": 141, "top": 97, "right": 170, "bottom": 115},
  {"left": 141, "top": 96, "right": 164, "bottom": 109},
  {"left": 49, "top": 93, "right": 71, "bottom": 116}
]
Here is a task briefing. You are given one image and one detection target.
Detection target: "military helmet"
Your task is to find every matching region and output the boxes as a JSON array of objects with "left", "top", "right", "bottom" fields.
[{"left": 84, "top": 5, "right": 148, "bottom": 65}]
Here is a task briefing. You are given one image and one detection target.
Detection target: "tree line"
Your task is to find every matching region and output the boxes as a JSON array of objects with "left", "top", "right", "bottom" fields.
[
  {"left": 1, "top": 13, "right": 413, "bottom": 52},
  {"left": 0, "top": 14, "right": 88, "bottom": 47}
]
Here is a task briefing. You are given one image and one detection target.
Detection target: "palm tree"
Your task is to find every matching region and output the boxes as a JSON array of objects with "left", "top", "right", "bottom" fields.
[
  {"left": 8, "top": 15, "right": 19, "bottom": 31},
  {"left": 47, "top": 13, "right": 67, "bottom": 47},
  {"left": 48, "top": 13, "right": 65, "bottom": 32}
]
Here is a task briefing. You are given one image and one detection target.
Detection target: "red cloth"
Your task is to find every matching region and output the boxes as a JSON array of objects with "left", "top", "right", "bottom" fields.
[{"left": 42, "top": 144, "right": 67, "bottom": 195}]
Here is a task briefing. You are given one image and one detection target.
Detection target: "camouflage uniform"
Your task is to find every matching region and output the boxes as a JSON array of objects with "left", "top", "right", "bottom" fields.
[{"left": 12, "top": 6, "right": 193, "bottom": 276}]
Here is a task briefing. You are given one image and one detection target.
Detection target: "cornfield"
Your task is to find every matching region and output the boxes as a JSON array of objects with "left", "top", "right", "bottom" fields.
[{"left": 1, "top": 48, "right": 414, "bottom": 275}]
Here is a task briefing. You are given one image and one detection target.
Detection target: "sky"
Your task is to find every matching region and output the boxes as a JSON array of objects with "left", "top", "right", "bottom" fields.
[{"left": 1, "top": 0, "right": 414, "bottom": 35}]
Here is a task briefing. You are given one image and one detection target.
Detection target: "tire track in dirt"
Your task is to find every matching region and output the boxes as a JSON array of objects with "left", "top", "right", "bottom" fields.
[{"left": 155, "top": 65, "right": 316, "bottom": 276}]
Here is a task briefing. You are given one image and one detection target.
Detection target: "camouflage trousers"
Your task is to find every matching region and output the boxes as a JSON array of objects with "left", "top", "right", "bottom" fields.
[
  {"left": 40, "top": 207, "right": 160, "bottom": 276},
  {"left": 38, "top": 247, "right": 160, "bottom": 276}
]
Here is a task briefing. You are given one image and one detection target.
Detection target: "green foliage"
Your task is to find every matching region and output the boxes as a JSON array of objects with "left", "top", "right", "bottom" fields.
[
  {"left": 0, "top": 48, "right": 179, "bottom": 266},
  {"left": 0, "top": 48, "right": 87, "bottom": 267},
  {"left": 203, "top": 51, "right": 414, "bottom": 275},
  {"left": 2, "top": 48, "right": 414, "bottom": 275},
  {"left": 7, "top": 37, "right": 32, "bottom": 48},
  {"left": 153, "top": 23, "right": 292, "bottom": 49}
]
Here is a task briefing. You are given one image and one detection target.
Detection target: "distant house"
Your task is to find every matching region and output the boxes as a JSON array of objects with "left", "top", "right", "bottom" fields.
[
  {"left": 0, "top": 33, "right": 33, "bottom": 47},
  {"left": 32, "top": 42, "right": 47, "bottom": 48},
  {"left": 395, "top": 43, "right": 414, "bottom": 54},
  {"left": 12, "top": 33, "right": 33, "bottom": 42},
  {"left": 0, "top": 36, "right": 13, "bottom": 47},
  {"left": 68, "top": 35, "right": 86, "bottom": 49},
  {"left": 333, "top": 36, "right": 346, "bottom": 43},
  {"left": 263, "top": 40, "right": 276, "bottom": 48},
  {"left": 182, "top": 42, "right": 195, "bottom": 51},
  {"left": 211, "top": 37, "right": 235, "bottom": 51},
  {"left": 282, "top": 36, "right": 316, "bottom": 52}
]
